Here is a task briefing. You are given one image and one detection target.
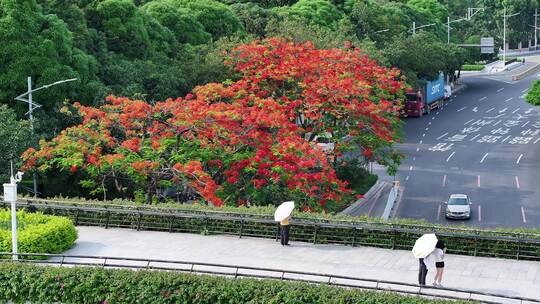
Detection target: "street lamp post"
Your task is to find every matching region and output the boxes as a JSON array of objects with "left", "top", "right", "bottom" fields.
[
  {"left": 14, "top": 77, "right": 77, "bottom": 197},
  {"left": 502, "top": 8, "right": 520, "bottom": 65},
  {"left": 411, "top": 22, "right": 436, "bottom": 36},
  {"left": 447, "top": 17, "right": 467, "bottom": 44}
]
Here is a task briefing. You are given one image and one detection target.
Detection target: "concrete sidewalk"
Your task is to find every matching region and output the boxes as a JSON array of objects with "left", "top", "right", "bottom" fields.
[{"left": 65, "top": 226, "right": 540, "bottom": 300}]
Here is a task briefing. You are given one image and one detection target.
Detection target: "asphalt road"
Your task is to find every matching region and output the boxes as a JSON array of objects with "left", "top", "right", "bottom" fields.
[{"left": 393, "top": 74, "right": 540, "bottom": 228}]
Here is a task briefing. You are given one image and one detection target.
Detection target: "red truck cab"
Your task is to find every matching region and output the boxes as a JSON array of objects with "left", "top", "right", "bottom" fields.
[{"left": 403, "top": 90, "right": 424, "bottom": 117}]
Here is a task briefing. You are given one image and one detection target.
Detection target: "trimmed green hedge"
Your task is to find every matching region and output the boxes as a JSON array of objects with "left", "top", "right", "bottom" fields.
[
  {"left": 0, "top": 263, "right": 475, "bottom": 304},
  {"left": 0, "top": 210, "right": 77, "bottom": 258},
  {"left": 526, "top": 80, "right": 540, "bottom": 106},
  {"left": 461, "top": 64, "right": 485, "bottom": 71}
]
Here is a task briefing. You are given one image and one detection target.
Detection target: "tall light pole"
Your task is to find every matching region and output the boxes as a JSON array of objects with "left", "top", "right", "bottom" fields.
[
  {"left": 411, "top": 22, "right": 436, "bottom": 35},
  {"left": 503, "top": 8, "right": 520, "bottom": 65},
  {"left": 14, "top": 77, "right": 77, "bottom": 197},
  {"left": 447, "top": 17, "right": 467, "bottom": 44}
]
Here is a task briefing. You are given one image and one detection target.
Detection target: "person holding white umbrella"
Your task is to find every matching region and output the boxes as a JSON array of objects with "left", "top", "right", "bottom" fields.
[
  {"left": 275, "top": 201, "right": 294, "bottom": 246},
  {"left": 412, "top": 234, "right": 438, "bottom": 286}
]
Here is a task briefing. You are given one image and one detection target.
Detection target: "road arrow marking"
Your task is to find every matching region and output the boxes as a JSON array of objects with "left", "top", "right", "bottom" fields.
[{"left": 472, "top": 107, "right": 478, "bottom": 112}]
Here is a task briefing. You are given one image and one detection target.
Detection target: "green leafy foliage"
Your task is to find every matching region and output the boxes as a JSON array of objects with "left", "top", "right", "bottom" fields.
[
  {"left": 285, "top": 0, "right": 343, "bottom": 29},
  {"left": 526, "top": 80, "right": 540, "bottom": 106},
  {"left": 461, "top": 64, "right": 486, "bottom": 71},
  {"left": 0, "top": 106, "right": 34, "bottom": 182},
  {"left": 0, "top": 263, "right": 476, "bottom": 304},
  {"left": 0, "top": 210, "right": 77, "bottom": 258}
]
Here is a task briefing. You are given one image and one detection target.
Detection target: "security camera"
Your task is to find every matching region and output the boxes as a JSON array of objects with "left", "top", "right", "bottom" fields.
[{"left": 15, "top": 171, "right": 24, "bottom": 183}]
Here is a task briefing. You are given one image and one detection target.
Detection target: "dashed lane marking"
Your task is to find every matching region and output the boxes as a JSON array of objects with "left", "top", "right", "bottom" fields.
[
  {"left": 477, "top": 175, "right": 481, "bottom": 188},
  {"left": 419, "top": 140, "right": 423, "bottom": 144},
  {"left": 512, "top": 108, "right": 520, "bottom": 114},
  {"left": 425, "top": 128, "right": 429, "bottom": 131},
  {"left": 502, "top": 135, "right": 511, "bottom": 143},
  {"left": 470, "top": 134, "right": 481, "bottom": 141},
  {"left": 478, "top": 205, "right": 482, "bottom": 222},
  {"left": 446, "top": 152, "right": 455, "bottom": 162},
  {"left": 432, "top": 117, "right": 435, "bottom": 120},
  {"left": 480, "top": 153, "right": 489, "bottom": 163},
  {"left": 428, "top": 122, "right": 432, "bottom": 125},
  {"left": 437, "top": 204, "right": 441, "bottom": 221},
  {"left": 416, "top": 147, "right": 420, "bottom": 152},
  {"left": 464, "top": 119, "right": 474, "bottom": 125},
  {"left": 413, "top": 157, "right": 416, "bottom": 161},
  {"left": 497, "top": 88, "right": 505, "bottom": 92},
  {"left": 485, "top": 107, "right": 495, "bottom": 113},
  {"left": 405, "top": 175, "right": 410, "bottom": 181},
  {"left": 422, "top": 133, "right": 426, "bottom": 137},
  {"left": 522, "top": 121, "right": 530, "bottom": 128},
  {"left": 442, "top": 174, "right": 447, "bottom": 187},
  {"left": 409, "top": 166, "right": 413, "bottom": 171},
  {"left": 522, "top": 88, "right": 529, "bottom": 93},
  {"left": 436, "top": 132, "right": 449, "bottom": 140},
  {"left": 479, "top": 97, "right": 487, "bottom": 101},
  {"left": 521, "top": 206, "right": 527, "bottom": 224},
  {"left": 515, "top": 176, "right": 520, "bottom": 189},
  {"left": 493, "top": 120, "right": 502, "bottom": 126},
  {"left": 505, "top": 97, "right": 513, "bottom": 102},
  {"left": 457, "top": 107, "right": 467, "bottom": 112},
  {"left": 499, "top": 107, "right": 508, "bottom": 113},
  {"left": 517, "top": 154, "right": 523, "bottom": 164},
  {"left": 534, "top": 137, "right": 540, "bottom": 144}
]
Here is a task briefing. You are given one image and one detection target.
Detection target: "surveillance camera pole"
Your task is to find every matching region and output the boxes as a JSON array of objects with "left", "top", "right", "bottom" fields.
[{"left": 3, "top": 161, "right": 23, "bottom": 260}]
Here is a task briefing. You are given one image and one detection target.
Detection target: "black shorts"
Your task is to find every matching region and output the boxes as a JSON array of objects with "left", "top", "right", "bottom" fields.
[{"left": 436, "top": 262, "right": 445, "bottom": 268}]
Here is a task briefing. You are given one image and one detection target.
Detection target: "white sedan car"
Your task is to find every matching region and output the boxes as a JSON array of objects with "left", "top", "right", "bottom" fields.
[{"left": 445, "top": 194, "right": 472, "bottom": 220}]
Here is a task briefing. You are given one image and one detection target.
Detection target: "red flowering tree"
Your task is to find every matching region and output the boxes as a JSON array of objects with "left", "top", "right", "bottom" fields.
[{"left": 22, "top": 38, "right": 405, "bottom": 211}]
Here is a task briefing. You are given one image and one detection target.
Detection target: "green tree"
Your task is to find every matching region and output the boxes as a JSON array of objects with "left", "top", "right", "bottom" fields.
[
  {"left": 407, "top": 0, "right": 448, "bottom": 22},
  {"left": 285, "top": 0, "right": 343, "bottom": 29},
  {"left": 171, "top": 0, "right": 245, "bottom": 40},
  {"left": 230, "top": 2, "right": 276, "bottom": 37},
  {"left": 0, "top": 105, "right": 34, "bottom": 182},
  {"left": 142, "top": 1, "right": 211, "bottom": 45}
]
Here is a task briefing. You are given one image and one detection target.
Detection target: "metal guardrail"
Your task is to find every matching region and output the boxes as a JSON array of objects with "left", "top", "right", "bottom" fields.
[
  {"left": 0, "top": 252, "right": 538, "bottom": 304},
  {"left": 2, "top": 199, "right": 540, "bottom": 261}
]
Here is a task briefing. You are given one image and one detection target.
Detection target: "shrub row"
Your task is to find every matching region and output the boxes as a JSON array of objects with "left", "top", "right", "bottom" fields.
[
  {"left": 461, "top": 64, "right": 485, "bottom": 71},
  {"left": 0, "top": 263, "right": 475, "bottom": 304},
  {"left": 7, "top": 199, "right": 540, "bottom": 261},
  {"left": 0, "top": 210, "right": 77, "bottom": 259}
]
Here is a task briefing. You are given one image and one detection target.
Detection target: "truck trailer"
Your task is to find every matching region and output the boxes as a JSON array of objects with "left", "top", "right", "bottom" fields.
[{"left": 402, "top": 73, "right": 449, "bottom": 117}]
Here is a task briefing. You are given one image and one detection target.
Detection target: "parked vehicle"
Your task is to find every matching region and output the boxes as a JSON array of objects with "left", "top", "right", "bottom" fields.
[
  {"left": 402, "top": 73, "right": 446, "bottom": 117},
  {"left": 445, "top": 194, "right": 472, "bottom": 220}
]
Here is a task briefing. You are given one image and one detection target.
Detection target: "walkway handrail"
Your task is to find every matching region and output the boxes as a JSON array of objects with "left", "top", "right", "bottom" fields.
[{"left": 1, "top": 252, "right": 538, "bottom": 304}]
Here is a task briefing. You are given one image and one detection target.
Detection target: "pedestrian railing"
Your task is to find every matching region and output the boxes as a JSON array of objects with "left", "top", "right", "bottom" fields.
[
  {"left": 0, "top": 252, "right": 538, "bottom": 304},
  {"left": 2, "top": 198, "right": 540, "bottom": 261}
]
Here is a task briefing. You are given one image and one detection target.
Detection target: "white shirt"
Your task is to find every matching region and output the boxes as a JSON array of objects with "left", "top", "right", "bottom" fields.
[{"left": 433, "top": 248, "right": 445, "bottom": 263}]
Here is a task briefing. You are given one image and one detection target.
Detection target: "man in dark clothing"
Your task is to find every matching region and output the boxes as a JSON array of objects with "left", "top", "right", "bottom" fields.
[{"left": 418, "top": 258, "right": 428, "bottom": 285}]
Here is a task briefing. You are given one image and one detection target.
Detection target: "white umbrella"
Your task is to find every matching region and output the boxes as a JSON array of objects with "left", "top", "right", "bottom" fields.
[
  {"left": 412, "top": 234, "right": 438, "bottom": 258},
  {"left": 274, "top": 201, "right": 295, "bottom": 222}
]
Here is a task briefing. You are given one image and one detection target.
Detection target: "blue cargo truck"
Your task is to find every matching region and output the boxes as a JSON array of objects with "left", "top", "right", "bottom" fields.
[{"left": 403, "top": 73, "right": 448, "bottom": 117}]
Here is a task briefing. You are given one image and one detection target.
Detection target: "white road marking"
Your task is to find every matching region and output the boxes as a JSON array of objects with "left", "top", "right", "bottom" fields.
[
  {"left": 457, "top": 107, "right": 467, "bottom": 112},
  {"left": 502, "top": 135, "right": 511, "bottom": 143},
  {"left": 497, "top": 88, "right": 505, "bottom": 92},
  {"left": 525, "top": 108, "right": 533, "bottom": 114},
  {"left": 422, "top": 133, "right": 426, "bottom": 137},
  {"left": 534, "top": 137, "right": 540, "bottom": 144},
  {"left": 464, "top": 119, "right": 474, "bottom": 125},
  {"left": 485, "top": 107, "right": 495, "bottom": 113},
  {"left": 485, "top": 114, "right": 504, "bottom": 119},
  {"left": 409, "top": 166, "right": 413, "bottom": 171},
  {"left": 478, "top": 205, "right": 482, "bottom": 222},
  {"left": 499, "top": 107, "right": 508, "bottom": 113},
  {"left": 437, "top": 204, "right": 442, "bottom": 221},
  {"left": 436, "top": 132, "right": 449, "bottom": 140},
  {"left": 479, "top": 97, "right": 487, "bottom": 101},
  {"left": 436, "top": 112, "right": 440, "bottom": 115},
  {"left": 492, "top": 120, "right": 502, "bottom": 126},
  {"left": 512, "top": 108, "right": 520, "bottom": 114},
  {"left": 480, "top": 153, "right": 489, "bottom": 163},
  {"left": 477, "top": 175, "right": 481, "bottom": 187},
  {"left": 470, "top": 134, "right": 481, "bottom": 141},
  {"left": 432, "top": 117, "right": 435, "bottom": 120},
  {"left": 522, "top": 121, "right": 530, "bottom": 128},
  {"left": 521, "top": 206, "right": 527, "bottom": 223},
  {"left": 522, "top": 88, "right": 529, "bottom": 93},
  {"left": 413, "top": 157, "right": 416, "bottom": 161},
  {"left": 516, "top": 154, "right": 523, "bottom": 164},
  {"left": 505, "top": 97, "right": 513, "bottom": 102},
  {"left": 446, "top": 152, "right": 455, "bottom": 162},
  {"left": 419, "top": 140, "right": 423, "bottom": 144},
  {"left": 515, "top": 176, "right": 520, "bottom": 189},
  {"left": 416, "top": 147, "right": 420, "bottom": 152},
  {"left": 425, "top": 128, "right": 429, "bottom": 131},
  {"left": 406, "top": 175, "right": 410, "bottom": 181},
  {"left": 472, "top": 107, "right": 478, "bottom": 112},
  {"left": 428, "top": 122, "right": 432, "bottom": 125},
  {"left": 442, "top": 174, "right": 447, "bottom": 187}
]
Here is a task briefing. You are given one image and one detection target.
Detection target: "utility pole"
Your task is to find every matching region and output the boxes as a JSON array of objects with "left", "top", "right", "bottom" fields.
[
  {"left": 413, "top": 21, "right": 416, "bottom": 35},
  {"left": 503, "top": 8, "right": 521, "bottom": 65},
  {"left": 535, "top": 8, "right": 539, "bottom": 49},
  {"left": 14, "top": 77, "right": 77, "bottom": 197}
]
